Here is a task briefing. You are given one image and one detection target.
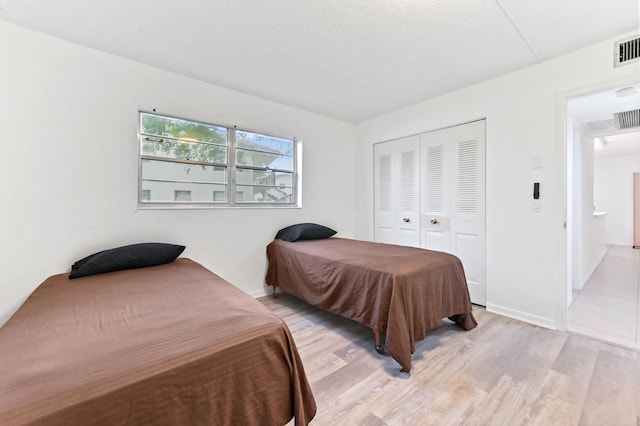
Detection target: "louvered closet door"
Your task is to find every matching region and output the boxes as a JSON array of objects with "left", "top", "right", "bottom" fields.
[
  {"left": 420, "top": 120, "right": 486, "bottom": 305},
  {"left": 374, "top": 136, "right": 420, "bottom": 247},
  {"left": 420, "top": 128, "right": 451, "bottom": 252},
  {"left": 450, "top": 121, "right": 486, "bottom": 305},
  {"left": 374, "top": 144, "right": 395, "bottom": 244}
]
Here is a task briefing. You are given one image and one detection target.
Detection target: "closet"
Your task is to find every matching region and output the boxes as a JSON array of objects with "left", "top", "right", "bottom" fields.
[{"left": 374, "top": 120, "right": 486, "bottom": 305}]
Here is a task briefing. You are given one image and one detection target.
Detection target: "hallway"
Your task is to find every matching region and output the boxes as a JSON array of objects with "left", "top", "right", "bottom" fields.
[{"left": 569, "top": 245, "right": 640, "bottom": 349}]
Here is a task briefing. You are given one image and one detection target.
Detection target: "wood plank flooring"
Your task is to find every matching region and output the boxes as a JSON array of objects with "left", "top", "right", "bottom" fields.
[
  {"left": 569, "top": 245, "right": 640, "bottom": 349},
  {"left": 259, "top": 294, "right": 640, "bottom": 425}
]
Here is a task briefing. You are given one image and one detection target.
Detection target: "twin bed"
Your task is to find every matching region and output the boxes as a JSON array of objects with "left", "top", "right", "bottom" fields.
[
  {"left": 0, "top": 231, "right": 476, "bottom": 424},
  {"left": 0, "top": 257, "right": 315, "bottom": 425},
  {"left": 266, "top": 237, "right": 477, "bottom": 372}
]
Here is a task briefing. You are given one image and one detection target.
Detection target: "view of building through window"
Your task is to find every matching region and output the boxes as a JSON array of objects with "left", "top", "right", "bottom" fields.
[{"left": 138, "top": 112, "right": 298, "bottom": 206}]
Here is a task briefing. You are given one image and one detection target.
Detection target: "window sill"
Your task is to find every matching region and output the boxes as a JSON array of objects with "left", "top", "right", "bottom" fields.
[{"left": 136, "top": 203, "right": 302, "bottom": 210}]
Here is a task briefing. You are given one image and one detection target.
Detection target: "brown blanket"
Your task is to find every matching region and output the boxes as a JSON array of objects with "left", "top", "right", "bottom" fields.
[
  {"left": 0, "top": 258, "right": 315, "bottom": 425},
  {"left": 266, "top": 238, "right": 477, "bottom": 372}
]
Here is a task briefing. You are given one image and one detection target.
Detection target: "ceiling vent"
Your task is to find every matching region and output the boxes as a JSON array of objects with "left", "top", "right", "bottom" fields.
[
  {"left": 614, "top": 109, "right": 640, "bottom": 129},
  {"left": 615, "top": 35, "right": 640, "bottom": 67}
]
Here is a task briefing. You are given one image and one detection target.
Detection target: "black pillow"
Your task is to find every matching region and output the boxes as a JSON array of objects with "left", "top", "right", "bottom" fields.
[
  {"left": 275, "top": 223, "right": 337, "bottom": 242},
  {"left": 69, "top": 243, "right": 185, "bottom": 279}
]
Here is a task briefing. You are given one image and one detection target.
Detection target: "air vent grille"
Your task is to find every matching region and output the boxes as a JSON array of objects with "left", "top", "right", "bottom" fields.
[
  {"left": 614, "top": 109, "right": 640, "bottom": 130},
  {"left": 615, "top": 35, "right": 640, "bottom": 67}
]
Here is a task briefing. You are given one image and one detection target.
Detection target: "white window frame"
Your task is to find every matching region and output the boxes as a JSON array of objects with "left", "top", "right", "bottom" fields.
[{"left": 138, "top": 111, "right": 301, "bottom": 208}]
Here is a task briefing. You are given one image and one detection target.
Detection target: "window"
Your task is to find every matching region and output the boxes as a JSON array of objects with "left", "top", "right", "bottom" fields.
[
  {"left": 138, "top": 112, "right": 299, "bottom": 207},
  {"left": 174, "top": 190, "right": 192, "bottom": 202},
  {"left": 235, "top": 130, "right": 295, "bottom": 204},
  {"left": 213, "top": 190, "right": 225, "bottom": 202}
]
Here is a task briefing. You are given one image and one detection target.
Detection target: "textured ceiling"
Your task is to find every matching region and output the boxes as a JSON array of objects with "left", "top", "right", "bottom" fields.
[{"left": 0, "top": 0, "right": 638, "bottom": 122}]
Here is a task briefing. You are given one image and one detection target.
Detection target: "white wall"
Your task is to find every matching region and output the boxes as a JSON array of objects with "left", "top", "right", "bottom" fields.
[
  {"left": 355, "top": 32, "right": 639, "bottom": 329},
  {"left": 0, "top": 21, "right": 356, "bottom": 326},
  {"left": 574, "top": 121, "right": 607, "bottom": 286},
  {"left": 595, "top": 153, "right": 640, "bottom": 246}
]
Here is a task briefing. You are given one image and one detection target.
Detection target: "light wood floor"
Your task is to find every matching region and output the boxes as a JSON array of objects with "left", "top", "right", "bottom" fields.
[
  {"left": 569, "top": 245, "right": 640, "bottom": 349},
  {"left": 260, "top": 294, "right": 640, "bottom": 426}
]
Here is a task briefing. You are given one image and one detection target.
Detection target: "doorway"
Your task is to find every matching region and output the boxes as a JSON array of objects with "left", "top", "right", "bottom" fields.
[{"left": 566, "top": 82, "right": 640, "bottom": 347}]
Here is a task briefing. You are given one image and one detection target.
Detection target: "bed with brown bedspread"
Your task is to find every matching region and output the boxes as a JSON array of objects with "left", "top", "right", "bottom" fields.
[
  {"left": 266, "top": 238, "right": 477, "bottom": 372},
  {"left": 0, "top": 258, "right": 315, "bottom": 426}
]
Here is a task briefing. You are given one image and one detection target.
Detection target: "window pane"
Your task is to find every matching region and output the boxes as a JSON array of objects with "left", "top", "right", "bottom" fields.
[
  {"left": 140, "top": 113, "right": 227, "bottom": 145},
  {"left": 235, "top": 149, "right": 293, "bottom": 171},
  {"left": 236, "top": 185, "right": 293, "bottom": 203},
  {"left": 140, "top": 181, "right": 227, "bottom": 203},
  {"left": 174, "top": 190, "right": 191, "bottom": 202},
  {"left": 142, "top": 139, "right": 227, "bottom": 164},
  {"left": 236, "top": 131, "right": 293, "bottom": 155},
  {"left": 236, "top": 169, "right": 293, "bottom": 187},
  {"left": 141, "top": 159, "right": 226, "bottom": 184}
]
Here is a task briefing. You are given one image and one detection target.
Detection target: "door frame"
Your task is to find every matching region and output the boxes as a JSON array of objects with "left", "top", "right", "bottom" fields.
[
  {"left": 634, "top": 172, "right": 640, "bottom": 248},
  {"left": 557, "top": 77, "right": 640, "bottom": 331}
]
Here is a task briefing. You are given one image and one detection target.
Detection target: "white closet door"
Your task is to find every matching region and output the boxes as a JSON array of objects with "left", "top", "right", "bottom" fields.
[
  {"left": 374, "top": 147, "right": 394, "bottom": 244},
  {"left": 375, "top": 121, "right": 485, "bottom": 305},
  {"left": 374, "top": 136, "right": 420, "bottom": 247},
  {"left": 420, "top": 128, "right": 451, "bottom": 253},
  {"left": 450, "top": 121, "right": 486, "bottom": 305},
  {"left": 420, "top": 120, "right": 486, "bottom": 305}
]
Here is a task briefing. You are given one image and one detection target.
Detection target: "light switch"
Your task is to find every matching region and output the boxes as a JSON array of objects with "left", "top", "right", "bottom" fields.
[
  {"left": 532, "top": 157, "right": 542, "bottom": 169},
  {"left": 532, "top": 200, "right": 541, "bottom": 212}
]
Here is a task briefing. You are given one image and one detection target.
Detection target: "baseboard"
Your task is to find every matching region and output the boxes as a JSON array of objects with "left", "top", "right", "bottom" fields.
[
  {"left": 249, "top": 287, "right": 270, "bottom": 299},
  {"left": 580, "top": 245, "right": 611, "bottom": 288},
  {"left": 580, "top": 265, "right": 597, "bottom": 289},
  {"left": 254, "top": 288, "right": 559, "bottom": 329},
  {"left": 486, "top": 303, "right": 557, "bottom": 330}
]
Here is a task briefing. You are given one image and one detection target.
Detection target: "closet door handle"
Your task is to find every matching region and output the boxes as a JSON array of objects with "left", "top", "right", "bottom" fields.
[
  {"left": 430, "top": 218, "right": 439, "bottom": 225},
  {"left": 403, "top": 217, "right": 411, "bottom": 223}
]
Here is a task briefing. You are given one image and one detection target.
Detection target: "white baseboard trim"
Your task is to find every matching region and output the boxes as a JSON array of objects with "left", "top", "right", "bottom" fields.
[
  {"left": 486, "top": 303, "right": 557, "bottom": 330},
  {"left": 580, "top": 265, "right": 597, "bottom": 288},
  {"left": 580, "top": 245, "right": 611, "bottom": 287},
  {"left": 249, "top": 288, "right": 270, "bottom": 299}
]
